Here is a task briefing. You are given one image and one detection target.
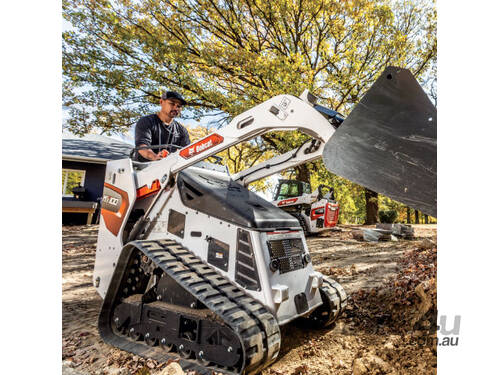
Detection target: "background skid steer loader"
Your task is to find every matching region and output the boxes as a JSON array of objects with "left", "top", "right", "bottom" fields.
[
  {"left": 271, "top": 180, "right": 339, "bottom": 235},
  {"left": 93, "top": 66, "right": 436, "bottom": 375}
]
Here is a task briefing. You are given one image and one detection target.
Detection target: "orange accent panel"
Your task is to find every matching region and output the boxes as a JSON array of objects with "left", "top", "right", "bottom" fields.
[
  {"left": 101, "top": 183, "right": 130, "bottom": 237},
  {"left": 179, "top": 134, "right": 224, "bottom": 159},
  {"left": 136, "top": 179, "right": 161, "bottom": 199}
]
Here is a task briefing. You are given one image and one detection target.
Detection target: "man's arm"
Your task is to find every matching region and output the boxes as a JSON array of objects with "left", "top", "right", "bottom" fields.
[
  {"left": 135, "top": 117, "right": 162, "bottom": 161},
  {"left": 137, "top": 145, "right": 162, "bottom": 161}
]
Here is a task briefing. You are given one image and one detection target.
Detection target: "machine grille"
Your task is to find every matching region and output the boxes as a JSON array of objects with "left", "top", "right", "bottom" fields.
[
  {"left": 327, "top": 209, "right": 336, "bottom": 222},
  {"left": 235, "top": 229, "right": 261, "bottom": 291},
  {"left": 267, "top": 238, "right": 306, "bottom": 274}
]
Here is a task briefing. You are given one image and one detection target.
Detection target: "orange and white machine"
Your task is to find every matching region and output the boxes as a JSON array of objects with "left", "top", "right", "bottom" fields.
[{"left": 271, "top": 180, "right": 339, "bottom": 235}]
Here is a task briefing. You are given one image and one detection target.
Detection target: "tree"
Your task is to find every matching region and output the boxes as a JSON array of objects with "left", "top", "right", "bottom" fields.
[
  {"left": 63, "top": 0, "right": 435, "bottom": 129},
  {"left": 364, "top": 188, "right": 379, "bottom": 224},
  {"left": 63, "top": 0, "right": 436, "bottom": 219}
]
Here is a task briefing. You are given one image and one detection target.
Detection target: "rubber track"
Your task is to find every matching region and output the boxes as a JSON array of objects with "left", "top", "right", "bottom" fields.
[
  {"left": 98, "top": 239, "right": 281, "bottom": 375},
  {"left": 318, "top": 275, "right": 348, "bottom": 327}
]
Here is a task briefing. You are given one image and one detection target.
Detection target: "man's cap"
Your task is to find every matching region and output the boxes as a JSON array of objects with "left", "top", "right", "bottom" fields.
[{"left": 161, "top": 91, "right": 187, "bottom": 106}]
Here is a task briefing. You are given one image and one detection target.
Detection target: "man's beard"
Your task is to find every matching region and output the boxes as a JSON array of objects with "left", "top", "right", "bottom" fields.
[{"left": 169, "top": 110, "right": 178, "bottom": 117}]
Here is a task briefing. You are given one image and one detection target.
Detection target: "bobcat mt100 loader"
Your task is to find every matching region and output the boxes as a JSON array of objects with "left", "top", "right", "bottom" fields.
[
  {"left": 271, "top": 180, "right": 339, "bottom": 235},
  {"left": 93, "top": 67, "right": 436, "bottom": 374}
]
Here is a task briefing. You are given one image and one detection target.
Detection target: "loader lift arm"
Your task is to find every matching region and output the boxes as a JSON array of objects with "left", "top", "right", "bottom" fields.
[
  {"left": 232, "top": 138, "right": 325, "bottom": 187},
  {"left": 230, "top": 98, "right": 345, "bottom": 187}
]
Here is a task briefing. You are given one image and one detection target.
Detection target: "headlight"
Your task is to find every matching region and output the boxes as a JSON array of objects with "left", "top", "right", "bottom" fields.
[{"left": 269, "top": 259, "right": 280, "bottom": 272}]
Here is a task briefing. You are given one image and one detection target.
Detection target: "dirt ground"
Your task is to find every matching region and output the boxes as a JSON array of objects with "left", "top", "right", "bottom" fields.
[{"left": 62, "top": 224, "right": 437, "bottom": 375}]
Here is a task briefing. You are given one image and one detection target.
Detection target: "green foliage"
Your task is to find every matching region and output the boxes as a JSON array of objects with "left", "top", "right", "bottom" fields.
[
  {"left": 379, "top": 210, "right": 398, "bottom": 223},
  {"left": 62, "top": 170, "right": 85, "bottom": 195},
  {"left": 379, "top": 194, "right": 408, "bottom": 222},
  {"left": 63, "top": 0, "right": 436, "bottom": 134},
  {"left": 62, "top": 0, "right": 436, "bottom": 222}
]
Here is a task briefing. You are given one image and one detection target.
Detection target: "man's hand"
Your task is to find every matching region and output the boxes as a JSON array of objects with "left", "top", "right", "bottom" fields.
[{"left": 138, "top": 145, "right": 162, "bottom": 161}]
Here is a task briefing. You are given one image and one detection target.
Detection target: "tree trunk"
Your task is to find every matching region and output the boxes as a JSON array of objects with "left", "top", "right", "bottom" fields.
[
  {"left": 295, "top": 164, "right": 310, "bottom": 184},
  {"left": 406, "top": 206, "right": 411, "bottom": 223},
  {"left": 424, "top": 214, "right": 429, "bottom": 224},
  {"left": 364, "top": 188, "right": 379, "bottom": 225},
  {"left": 415, "top": 210, "right": 420, "bottom": 224}
]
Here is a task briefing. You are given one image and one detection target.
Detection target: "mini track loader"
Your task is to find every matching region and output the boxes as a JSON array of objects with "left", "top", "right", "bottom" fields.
[
  {"left": 271, "top": 180, "right": 339, "bottom": 235},
  {"left": 93, "top": 67, "right": 436, "bottom": 374}
]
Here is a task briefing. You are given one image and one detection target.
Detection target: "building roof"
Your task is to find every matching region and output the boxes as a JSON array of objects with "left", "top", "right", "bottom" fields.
[{"left": 62, "top": 132, "right": 134, "bottom": 164}]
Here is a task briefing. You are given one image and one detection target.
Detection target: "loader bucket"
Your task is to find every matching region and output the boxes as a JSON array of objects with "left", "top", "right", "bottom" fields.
[{"left": 322, "top": 67, "right": 437, "bottom": 217}]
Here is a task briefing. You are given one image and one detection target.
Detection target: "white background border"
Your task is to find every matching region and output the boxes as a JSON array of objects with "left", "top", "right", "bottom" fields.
[{"left": 2, "top": 0, "right": 499, "bottom": 373}]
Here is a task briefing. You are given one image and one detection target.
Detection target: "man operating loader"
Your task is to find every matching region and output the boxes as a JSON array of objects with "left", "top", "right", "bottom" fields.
[{"left": 134, "top": 91, "right": 191, "bottom": 161}]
